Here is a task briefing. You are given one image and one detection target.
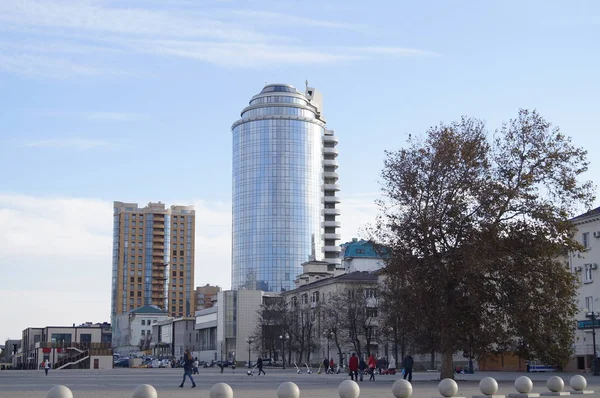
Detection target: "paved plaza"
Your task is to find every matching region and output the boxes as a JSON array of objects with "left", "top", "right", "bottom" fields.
[{"left": 2, "top": 368, "right": 600, "bottom": 398}]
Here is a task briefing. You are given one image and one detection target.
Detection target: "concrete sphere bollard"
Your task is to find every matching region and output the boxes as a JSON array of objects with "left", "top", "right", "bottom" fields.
[
  {"left": 278, "top": 382, "right": 300, "bottom": 398},
  {"left": 210, "top": 382, "right": 234, "bottom": 398},
  {"left": 339, "top": 380, "right": 360, "bottom": 398},
  {"left": 570, "top": 375, "right": 587, "bottom": 391},
  {"left": 46, "top": 386, "right": 74, "bottom": 398},
  {"left": 547, "top": 376, "right": 565, "bottom": 393},
  {"left": 392, "top": 379, "right": 413, "bottom": 398},
  {"left": 515, "top": 376, "right": 534, "bottom": 394},
  {"left": 479, "top": 377, "right": 499, "bottom": 395},
  {"left": 438, "top": 378, "right": 459, "bottom": 398},
  {"left": 132, "top": 384, "right": 158, "bottom": 398}
]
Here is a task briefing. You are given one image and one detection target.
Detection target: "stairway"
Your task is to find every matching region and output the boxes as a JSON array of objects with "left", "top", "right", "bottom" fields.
[{"left": 54, "top": 348, "right": 90, "bottom": 370}]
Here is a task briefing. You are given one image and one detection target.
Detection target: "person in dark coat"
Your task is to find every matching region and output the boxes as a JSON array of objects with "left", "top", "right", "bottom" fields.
[
  {"left": 257, "top": 357, "right": 265, "bottom": 375},
  {"left": 179, "top": 349, "right": 196, "bottom": 388},
  {"left": 403, "top": 353, "right": 414, "bottom": 382},
  {"left": 323, "top": 358, "right": 329, "bottom": 374},
  {"left": 358, "top": 357, "right": 367, "bottom": 381}
]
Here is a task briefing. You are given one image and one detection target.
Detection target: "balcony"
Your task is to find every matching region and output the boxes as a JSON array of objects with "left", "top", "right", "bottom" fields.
[
  {"left": 324, "top": 245, "right": 342, "bottom": 252},
  {"left": 323, "top": 233, "right": 341, "bottom": 240},
  {"left": 153, "top": 273, "right": 167, "bottom": 280},
  {"left": 323, "top": 171, "right": 339, "bottom": 179},
  {"left": 322, "top": 221, "right": 341, "bottom": 228},
  {"left": 323, "top": 135, "right": 338, "bottom": 144},
  {"left": 323, "top": 196, "right": 341, "bottom": 203},
  {"left": 322, "top": 159, "right": 338, "bottom": 168},
  {"left": 152, "top": 237, "right": 164, "bottom": 244},
  {"left": 323, "top": 183, "right": 341, "bottom": 192},
  {"left": 323, "top": 208, "right": 341, "bottom": 216},
  {"left": 323, "top": 147, "right": 338, "bottom": 156}
]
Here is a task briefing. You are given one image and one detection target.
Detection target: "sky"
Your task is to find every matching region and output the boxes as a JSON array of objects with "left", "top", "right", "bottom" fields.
[{"left": 1, "top": 0, "right": 599, "bottom": 341}]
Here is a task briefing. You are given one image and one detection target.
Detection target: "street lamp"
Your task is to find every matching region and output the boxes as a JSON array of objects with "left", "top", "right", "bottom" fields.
[
  {"left": 586, "top": 309, "right": 599, "bottom": 375},
  {"left": 279, "top": 334, "right": 289, "bottom": 370},
  {"left": 245, "top": 337, "right": 254, "bottom": 368}
]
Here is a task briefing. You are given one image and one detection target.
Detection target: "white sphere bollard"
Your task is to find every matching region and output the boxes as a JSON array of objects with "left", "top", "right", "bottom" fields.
[
  {"left": 392, "top": 379, "right": 413, "bottom": 398},
  {"left": 132, "top": 384, "right": 158, "bottom": 398},
  {"left": 570, "top": 375, "right": 587, "bottom": 391},
  {"left": 438, "top": 378, "right": 459, "bottom": 398},
  {"left": 46, "top": 386, "right": 74, "bottom": 398},
  {"left": 210, "top": 382, "right": 234, "bottom": 398},
  {"left": 278, "top": 382, "right": 300, "bottom": 398},
  {"left": 515, "top": 376, "right": 533, "bottom": 394},
  {"left": 547, "top": 376, "right": 564, "bottom": 393},
  {"left": 479, "top": 377, "right": 499, "bottom": 395},
  {"left": 339, "top": 380, "right": 360, "bottom": 398}
]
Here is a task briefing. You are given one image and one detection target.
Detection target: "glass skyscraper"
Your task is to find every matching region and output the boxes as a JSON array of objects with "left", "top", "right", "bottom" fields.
[{"left": 231, "top": 83, "right": 341, "bottom": 292}]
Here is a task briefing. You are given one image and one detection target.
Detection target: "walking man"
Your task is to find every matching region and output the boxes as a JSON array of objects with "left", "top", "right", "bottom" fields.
[
  {"left": 44, "top": 360, "right": 50, "bottom": 376},
  {"left": 348, "top": 353, "right": 359, "bottom": 381},
  {"left": 257, "top": 357, "right": 266, "bottom": 375},
  {"left": 403, "top": 353, "right": 414, "bottom": 382}
]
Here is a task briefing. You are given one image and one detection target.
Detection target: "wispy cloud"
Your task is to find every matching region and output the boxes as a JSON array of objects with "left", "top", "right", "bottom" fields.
[
  {"left": 22, "top": 138, "right": 113, "bottom": 150},
  {"left": 0, "top": 0, "right": 438, "bottom": 77},
  {"left": 83, "top": 111, "right": 145, "bottom": 121}
]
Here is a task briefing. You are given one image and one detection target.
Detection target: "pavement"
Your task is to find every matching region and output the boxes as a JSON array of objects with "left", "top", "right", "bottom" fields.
[{"left": 2, "top": 368, "right": 600, "bottom": 398}]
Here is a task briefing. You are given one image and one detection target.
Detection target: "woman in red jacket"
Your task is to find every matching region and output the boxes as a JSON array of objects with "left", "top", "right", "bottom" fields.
[
  {"left": 348, "top": 353, "right": 359, "bottom": 381},
  {"left": 368, "top": 354, "right": 377, "bottom": 381}
]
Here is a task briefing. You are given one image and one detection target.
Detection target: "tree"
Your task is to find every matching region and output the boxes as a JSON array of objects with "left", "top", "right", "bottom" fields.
[
  {"left": 321, "top": 291, "right": 347, "bottom": 365},
  {"left": 374, "top": 110, "right": 595, "bottom": 379},
  {"left": 343, "top": 284, "right": 378, "bottom": 358}
]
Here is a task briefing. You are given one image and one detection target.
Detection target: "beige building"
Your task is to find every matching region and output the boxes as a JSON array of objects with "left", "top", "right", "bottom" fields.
[
  {"left": 282, "top": 261, "right": 379, "bottom": 365},
  {"left": 195, "top": 284, "right": 221, "bottom": 310},
  {"left": 21, "top": 323, "right": 112, "bottom": 370},
  {"left": 111, "top": 201, "right": 196, "bottom": 322}
]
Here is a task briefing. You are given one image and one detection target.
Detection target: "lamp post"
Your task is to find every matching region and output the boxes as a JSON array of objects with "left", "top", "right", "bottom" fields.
[
  {"left": 586, "top": 309, "right": 599, "bottom": 375},
  {"left": 245, "top": 337, "right": 254, "bottom": 368},
  {"left": 279, "top": 334, "right": 289, "bottom": 369}
]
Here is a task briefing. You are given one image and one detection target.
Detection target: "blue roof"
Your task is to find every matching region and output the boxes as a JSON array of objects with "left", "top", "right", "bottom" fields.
[{"left": 340, "top": 239, "right": 389, "bottom": 259}]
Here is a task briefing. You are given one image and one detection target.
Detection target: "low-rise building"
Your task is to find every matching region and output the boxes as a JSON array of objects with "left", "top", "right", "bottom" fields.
[
  {"left": 1, "top": 339, "right": 20, "bottom": 368},
  {"left": 569, "top": 206, "right": 600, "bottom": 372},
  {"left": 195, "top": 306, "right": 217, "bottom": 362},
  {"left": 21, "top": 323, "right": 112, "bottom": 370},
  {"left": 151, "top": 317, "right": 195, "bottom": 359},
  {"left": 112, "top": 305, "right": 169, "bottom": 355}
]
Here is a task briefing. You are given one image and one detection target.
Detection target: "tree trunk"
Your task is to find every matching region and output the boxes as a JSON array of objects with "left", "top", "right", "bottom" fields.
[
  {"left": 430, "top": 349, "right": 435, "bottom": 370},
  {"left": 440, "top": 331, "right": 454, "bottom": 379}
]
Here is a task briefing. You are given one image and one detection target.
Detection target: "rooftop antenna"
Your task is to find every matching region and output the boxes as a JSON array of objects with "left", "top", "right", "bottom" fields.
[{"left": 305, "top": 79, "right": 309, "bottom": 90}]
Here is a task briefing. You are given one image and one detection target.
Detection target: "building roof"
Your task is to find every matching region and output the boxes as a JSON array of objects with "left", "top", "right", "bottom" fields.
[
  {"left": 341, "top": 239, "right": 389, "bottom": 259},
  {"left": 571, "top": 206, "right": 600, "bottom": 222},
  {"left": 285, "top": 271, "right": 378, "bottom": 294},
  {"left": 129, "top": 305, "right": 168, "bottom": 315}
]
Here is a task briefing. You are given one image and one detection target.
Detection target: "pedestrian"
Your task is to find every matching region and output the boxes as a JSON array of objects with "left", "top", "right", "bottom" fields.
[
  {"left": 178, "top": 349, "right": 196, "bottom": 388},
  {"left": 358, "top": 357, "right": 367, "bottom": 382},
  {"left": 368, "top": 354, "right": 377, "bottom": 381},
  {"left": 348, "top": 353, "right": 358, "bottom": 381},
  {"left": 193, "top": 358, "right": 199, "bottom": 374},
  {"left": 329, "top": 358, "right": 335, "bottom": 374},
  {"left": 403, "top": 353, "right": 414, "bottom": 382},
  {"left": 257, "top": 357, "right": 265, "bottom": 375},
  {"left": 323, "top": 358, "right": 329, "bottom": 374},
  {"left": 44, "top": 360, "right": 50, "bottom": 376}
]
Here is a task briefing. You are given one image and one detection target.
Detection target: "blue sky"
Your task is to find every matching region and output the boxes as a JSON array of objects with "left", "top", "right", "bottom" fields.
[{"left": 1, "top": 0, "right": 599, "bottom": 340}]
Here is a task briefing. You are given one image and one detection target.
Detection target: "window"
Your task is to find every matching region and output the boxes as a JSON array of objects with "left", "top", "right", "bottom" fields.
[
  {"left": 291, "top": 297, "right": 297, "bottom": 308},
  {"left": 356, "top": 249, "right": 365, "bottom": 254},
  {"left": 130, "top": 291, "right": 134, "bottom": 297},
  {"left": 301, "top": 294, "right": 308, "bottom": 304},
  {"left": 365, "top": 288, "right": 377, "bottom": 298},
  {"left": 311, "top": 291, "right": 319, "bottom": 303},
  {"left": 80, "top": 333, "right": 92, "bottom": 344},
  {"left": 130, "top": 277, "right": 134, "bottom": 282},
  {"left": 366, "top": 308, "right": 378, "bottom": 318},
  {"left": 141, "top": 330, "right": 145, "bottom": 335},
  {"left": 137, "top": 291, "right": 142, "bottom": 297},
  {"left": 141, "top": 320, "right": 146, "bottom": 325},
  {"left": 585, "top": 264, "right": 594, "bottom": 283},
  {"left": 583, "top": 232, "right": 590, "bottom": 249}
]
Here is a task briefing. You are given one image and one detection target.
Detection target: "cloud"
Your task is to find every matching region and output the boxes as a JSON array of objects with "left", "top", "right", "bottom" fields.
[
  {"left": 22, "top": 138, "right": 113, "bottom": 150},
  {"left": 83, "top": 111, "right": 145, "bottom": 121},
  {"left": 0, "top": 0, "right": 437, "bottom": 77}
]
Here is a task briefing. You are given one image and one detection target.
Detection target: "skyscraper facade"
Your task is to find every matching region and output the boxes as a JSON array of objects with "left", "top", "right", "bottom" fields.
[
  {"left": 111, "top": 201, "right": 196, "bottom": 321},
  {"left": 231, "top": 83, "right": 340, "bottom": 292}
]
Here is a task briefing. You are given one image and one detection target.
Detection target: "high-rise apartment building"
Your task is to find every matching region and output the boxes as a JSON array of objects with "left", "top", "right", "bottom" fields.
[
  {"left": 111, "top": 202, "right": 195, "bottom": 321},
  {"left": 231, "top": 83, "right": 341, "bottom": 292},
  {"left": 195, "top": 284, "right": 221, "bottom": 310}
]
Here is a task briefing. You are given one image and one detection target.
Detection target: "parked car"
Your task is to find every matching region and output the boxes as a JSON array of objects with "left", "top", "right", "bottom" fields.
[{"left": 115, "top": 357, "right": 130, "bottom": 368}]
